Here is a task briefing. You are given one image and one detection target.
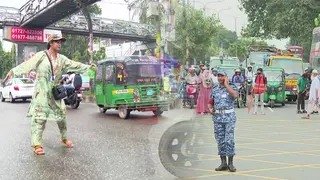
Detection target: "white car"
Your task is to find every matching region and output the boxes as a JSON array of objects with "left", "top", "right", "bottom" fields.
[{"left": 0, "top": 78, "right": 35, "bottom": 102}]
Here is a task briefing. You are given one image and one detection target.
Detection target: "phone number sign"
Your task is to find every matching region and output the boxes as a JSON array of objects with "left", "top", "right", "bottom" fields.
[{"left": 10, "top": 26, "right": 44, "bottom": 42}]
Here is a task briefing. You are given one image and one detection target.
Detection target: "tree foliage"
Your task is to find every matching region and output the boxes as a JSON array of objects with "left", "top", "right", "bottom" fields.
[
  {"left": 59, "top": 4, "right": 105, "bottom": 64},
  {"left": 239, "top": 0, "right": 319, "bottom": 61},
  {"left": 171, "top": 5, "right": 219, "bottom": 64},
  {"left": 0, "top": 43, "right": 14, "bottom": 78}
]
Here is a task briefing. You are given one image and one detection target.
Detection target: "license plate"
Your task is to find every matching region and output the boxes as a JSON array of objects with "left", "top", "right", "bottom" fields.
[
  {"left": 286, "top": 80, "right": 297, "bottom": 86},
  {"left": 146, "top": 89, "right": 154, "bottom": 96}
]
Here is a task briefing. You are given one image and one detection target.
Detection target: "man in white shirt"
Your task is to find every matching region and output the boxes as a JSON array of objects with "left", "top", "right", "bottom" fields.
[
  {"left": 303, "top": 69, "right": 320, "bottom": 119},
  {"left": 211, "top": 68, "right": 219, "bottom": 85},
  {"left": 245, "top": 65, "right": 254, "bottom": 80}
]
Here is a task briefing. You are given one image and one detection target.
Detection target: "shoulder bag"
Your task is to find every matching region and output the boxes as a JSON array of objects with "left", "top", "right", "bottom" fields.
[{"left": 44, "top": 51, "right": 67, "bottom": 100}]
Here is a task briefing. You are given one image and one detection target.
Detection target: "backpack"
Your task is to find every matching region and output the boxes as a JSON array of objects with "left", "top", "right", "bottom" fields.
[{"left": 73, "top": 74, "right": 82, "bottom": 90}]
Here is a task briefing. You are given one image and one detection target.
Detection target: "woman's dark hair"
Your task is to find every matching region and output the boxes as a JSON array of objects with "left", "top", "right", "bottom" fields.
[{"left": 257, "top": 68, "right": 263, "bottom": 72}]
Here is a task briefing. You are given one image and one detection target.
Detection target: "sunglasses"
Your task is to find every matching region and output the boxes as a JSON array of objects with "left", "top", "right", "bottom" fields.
[{"left": 53, "top": 40, "right": 63, "bottom": 44}]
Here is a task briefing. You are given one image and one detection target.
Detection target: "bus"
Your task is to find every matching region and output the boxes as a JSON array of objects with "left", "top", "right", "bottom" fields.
[
  {"left": 309, "top": 27, "right": 320, "bottom": 70},
  {"left": 287, "top": 46, "right": 304, "bottom": 58}
]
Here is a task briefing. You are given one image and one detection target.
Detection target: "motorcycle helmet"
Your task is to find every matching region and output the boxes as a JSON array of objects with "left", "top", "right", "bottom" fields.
[{"left": 188, "top": 67, "right": 195, "bottom": 73}]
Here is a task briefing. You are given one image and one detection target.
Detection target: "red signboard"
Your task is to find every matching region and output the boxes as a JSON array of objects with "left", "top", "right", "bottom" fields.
[{"left": 10, "top": 26, "right": 44, "bottom": 42}]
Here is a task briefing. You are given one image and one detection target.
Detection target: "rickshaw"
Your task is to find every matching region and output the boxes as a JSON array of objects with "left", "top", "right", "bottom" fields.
[
  {"left": 216, "top": 65, "right": 246, "bottom": 108},
  {"left": 262, "top": 67, "right": 286, "bottom": 108},
  {"left": 267, "top": 55, "right": 303, "bottom": 102},
  {"left": 94, "top": 56, "right": 169, "bottom": 119}
]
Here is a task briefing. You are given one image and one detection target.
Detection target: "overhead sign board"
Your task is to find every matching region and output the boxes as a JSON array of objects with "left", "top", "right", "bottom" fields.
[{"left": 3, "top": 26, "right": 62, "bottom": 43}]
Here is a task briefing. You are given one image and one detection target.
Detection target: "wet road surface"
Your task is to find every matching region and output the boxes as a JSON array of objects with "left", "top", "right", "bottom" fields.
[{"left": 1, "top": 100, "right": 320, "bottom": 180}]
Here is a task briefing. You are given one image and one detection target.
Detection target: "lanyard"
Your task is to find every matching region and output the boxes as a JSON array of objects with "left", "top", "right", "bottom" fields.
[{"left": 47, "top": 51, "right": 59, "bottom": 82}]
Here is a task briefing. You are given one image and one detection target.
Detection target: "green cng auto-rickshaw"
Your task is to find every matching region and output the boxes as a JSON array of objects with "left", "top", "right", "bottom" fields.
[
  {"left": 94, "top": 56, "right": 168, "bottom": 119},
  {"left": 262, "top": 67, "right": 286, "bottom": 108}
]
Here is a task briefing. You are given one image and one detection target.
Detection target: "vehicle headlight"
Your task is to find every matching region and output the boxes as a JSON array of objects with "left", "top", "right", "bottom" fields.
[
  {"left": 293, "top": 88, "right": 297, "bottom": 91},
  {"left": 278, "top": 87, "right": 282, "bottom": 91}
]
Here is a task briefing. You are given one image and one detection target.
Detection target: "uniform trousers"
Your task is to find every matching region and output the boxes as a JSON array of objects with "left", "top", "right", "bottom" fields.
[
  {"left": 214, "top": 121, "right": 236, "bottom": 156},
  {"left": 31, "top": 118, "right": 67, "bottom": 146}
]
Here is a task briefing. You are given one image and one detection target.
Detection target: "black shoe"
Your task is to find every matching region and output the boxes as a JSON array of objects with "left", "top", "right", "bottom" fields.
[
  {"left": 215, "top": 156, "right": 228, "bottom": 171},
  {"left": 297, "top": 110, "right": 302, "bottom": 114},
  {"left": 228, "top": 156, "right": 236, "bottom": 172},
  {"left": 302, "top": 110, "right": 307, "bottom": 113}
]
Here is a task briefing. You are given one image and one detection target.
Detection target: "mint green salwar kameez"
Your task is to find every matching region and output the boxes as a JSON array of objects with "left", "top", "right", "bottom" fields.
[{"left": 11, "top": 51, "right": 90, "bottom": 146}]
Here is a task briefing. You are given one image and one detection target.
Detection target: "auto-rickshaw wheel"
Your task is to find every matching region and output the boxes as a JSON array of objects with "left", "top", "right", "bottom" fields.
[
  {"left": 270, "top": 100, "right": 275, "bottom": 108},
  {"left": 118, "top": 105, "right": 130, "bottom": 119},
  {"left": 99, "top": 107, "right": 107, "bottom": 113},
  {"left": 153, "top": 109, "right": 164, "bottom": 116},
  {"left": 281, "top": 102, "right": 285, "bottom": 106}
]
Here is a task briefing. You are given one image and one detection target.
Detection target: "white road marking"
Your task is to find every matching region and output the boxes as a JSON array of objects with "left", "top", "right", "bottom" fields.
[{"left": 268, "top": 107, "right": 274, "bottom": 112}]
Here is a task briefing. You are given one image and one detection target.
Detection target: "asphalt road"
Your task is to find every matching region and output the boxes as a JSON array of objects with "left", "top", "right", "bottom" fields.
[{"left": 0, "top": 100, "right": 319, "bottom": 180}]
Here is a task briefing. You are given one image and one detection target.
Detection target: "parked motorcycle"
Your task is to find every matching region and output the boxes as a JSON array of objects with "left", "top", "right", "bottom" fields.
[
  {"left": 184, "top": 82, "right": 198, "bottom": 109},
  {"left": 64, "top": 88, "right": 82, "bottom": 109},
  {"left": 235, "top": 83, "right": 246, "bottom": 108}
]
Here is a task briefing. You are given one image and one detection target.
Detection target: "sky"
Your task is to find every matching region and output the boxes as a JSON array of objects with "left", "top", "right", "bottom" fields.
[{"left": 0, "top": 0, "right": 288, "bottom": 51}]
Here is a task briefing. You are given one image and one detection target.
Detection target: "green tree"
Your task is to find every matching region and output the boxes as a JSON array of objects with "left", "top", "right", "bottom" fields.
[
  {"left": 0, "top": 43, "right": 13, "bottom": 78},
  {"left": 207, "top": 26, "right": 238, "bottom": 56},
  {"left": 239, "top": 0, "right": 319, "bottom": 61},
  {"left": 59, "top": 4, "right": 102, "bottom": 64},
  {"left": 126, "top": 0, "right": 167, "bottom": 24},
  {"left": 171, "top": 5, "right": 219, "bottom": 64},
  {"left": 93, "top": 47, "right": 106, "bottom": 61}
]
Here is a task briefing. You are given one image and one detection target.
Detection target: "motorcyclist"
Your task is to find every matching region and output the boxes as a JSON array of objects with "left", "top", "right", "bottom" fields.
[
  {"left": 186, "top": 67, "right": 199, "bottom": 84},
  {"left": 245, "top": 65, "right": 254, "bottom": 81},
  {"left": 62, "top": 72, "right": 76, "bottom": 96},
  {"left": 232, "top": 69, "right": 245, "bottom": 84},
  {"left": 211, "top": 68, "right": 219, "bottom": 84}
]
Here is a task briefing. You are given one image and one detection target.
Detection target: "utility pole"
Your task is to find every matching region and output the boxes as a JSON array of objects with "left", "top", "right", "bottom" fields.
[{"left": 147, "top": 0, "right": 162, "bottom": 60}]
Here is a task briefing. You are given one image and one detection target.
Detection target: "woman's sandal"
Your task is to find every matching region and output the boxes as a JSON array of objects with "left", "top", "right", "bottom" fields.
[
  {"left": 61, "top": 139, "right": 73, "bottom": 148},
  {"left": 33, "top": 145, "right": 45, "bottom": 155}
]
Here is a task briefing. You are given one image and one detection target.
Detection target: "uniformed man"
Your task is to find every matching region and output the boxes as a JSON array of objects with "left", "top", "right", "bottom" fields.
[{"left": 208, "top": 70, "right": 238, "bottom": 172}]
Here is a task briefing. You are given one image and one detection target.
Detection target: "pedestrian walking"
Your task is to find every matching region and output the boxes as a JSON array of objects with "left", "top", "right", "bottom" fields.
[
  {"left": 2, "top": 34, "right": 96, "bottom": 155},
  {"left": 89, "top": 66, "right": 95, "bottom": 94},
  {"left": 310, "top": 70, "right": 319, "bottom": 114},
  {"left": 208, "top": 70, "right": 238, "bottom": 172},
  {"left": 297, "top": 73, "right": 309, "bottom": 113},
  {"left": 196, "top": 69, "right": 213, "bottom": 114},
  {"left": 252, "top": 68, "right": 267, "bottom": 115},
  {"left": 303, "top": 70, "right": 320, "bottom": 119}
]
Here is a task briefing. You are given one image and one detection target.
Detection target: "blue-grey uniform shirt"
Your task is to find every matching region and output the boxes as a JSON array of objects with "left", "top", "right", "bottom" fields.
[{"left": 210, "top": 83, "right": 238, "bottom": 123}]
